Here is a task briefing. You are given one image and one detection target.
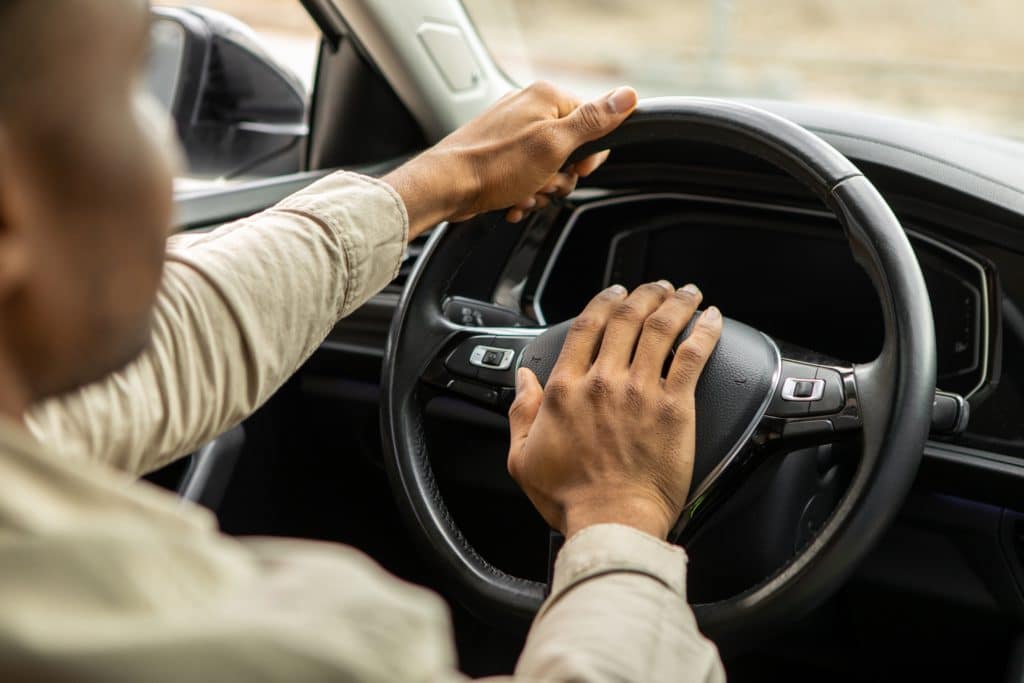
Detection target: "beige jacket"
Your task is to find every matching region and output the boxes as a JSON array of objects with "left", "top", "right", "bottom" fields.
[{"left": 2, "top": 171, "right": 725, "bottom": 681}]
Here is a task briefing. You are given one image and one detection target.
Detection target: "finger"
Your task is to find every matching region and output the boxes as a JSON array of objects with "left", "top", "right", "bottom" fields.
[
  {"left": 539, "top": 171, "right": 578, "bottom": 198},
  {"left": 631, "top": 284, "right": 703, "bottom": 380},
  {"left": 666, "top": 306, "right": 724, "bottom": 394},
  {"left": 513, "top": 196, "right": 538, "bottom": 211},
  {"left": 508, "top": 367, "right": 544, "bottom": 464},
  {"left": 594, "top": 280, "right": 674, "bottom": 371},
  {"left": 550, "top": 284, "right": 628, "bottom": 378},
  {"left": 531, "top": 193, "right": 553, "bottom": 210},
  {"left": 523, "top": 80, "right": 580, "bottom": 118},
  {"left": 558, "top": 86, "right": 638, "bottom": 148},
  {"left": 506, "top": 208, "right": 524, "bottom": 223},
  {"left": 574, "top": 149, "right": 611, "bottom": 177}
]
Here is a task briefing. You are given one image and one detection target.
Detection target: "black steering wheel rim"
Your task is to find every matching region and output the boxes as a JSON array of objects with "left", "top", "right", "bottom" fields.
[{"left": 380, "top": 97, "right": 936, "bottom": 642}]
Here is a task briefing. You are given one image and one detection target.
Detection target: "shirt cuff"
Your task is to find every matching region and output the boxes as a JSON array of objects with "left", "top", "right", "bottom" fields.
[
  {"left": 541, "top": 523, "right": 688, "bottom": 617},
  {"left": 272, "top": 170, "right": 410, "bottom": 314}
]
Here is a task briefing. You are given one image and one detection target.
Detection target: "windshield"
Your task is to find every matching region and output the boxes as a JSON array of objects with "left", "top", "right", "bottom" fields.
[{"left": 463, "top": 0, "right": 1022, "bottom": 140}]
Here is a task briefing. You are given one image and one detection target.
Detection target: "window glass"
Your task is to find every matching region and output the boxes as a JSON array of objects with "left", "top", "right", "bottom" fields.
[{"left": 463, "top": 0, "right": 1024, "bottom": 141}]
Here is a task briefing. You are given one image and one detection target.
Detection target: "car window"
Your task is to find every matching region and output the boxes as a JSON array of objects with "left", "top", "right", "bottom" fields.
[
  {"left": 151, "top": 1, "right": 320, "bottom": 191},
  {"left": 463, "top": 0, "right": 1023, "bottom": 141}
]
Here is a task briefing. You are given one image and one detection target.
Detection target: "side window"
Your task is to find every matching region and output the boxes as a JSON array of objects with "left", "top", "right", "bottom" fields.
[{"left": 147, "top": 1, "right": 321, "bottom": 190}]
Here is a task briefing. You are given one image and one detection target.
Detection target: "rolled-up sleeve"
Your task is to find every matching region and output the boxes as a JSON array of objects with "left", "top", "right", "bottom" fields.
[
  {"left": 514, "top": 524, "right": 726, "bottom": 682},
  {"left": 25, "top": 171, "right": 408, "bottom": 474}
]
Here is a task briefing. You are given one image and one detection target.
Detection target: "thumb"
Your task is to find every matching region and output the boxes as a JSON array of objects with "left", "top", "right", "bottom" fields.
[
  {"left": 561, "top": 86, "right": 638, "bottom": 145},
  {"left": 508, "top": 367, "right": 543, "bottom": 454}
]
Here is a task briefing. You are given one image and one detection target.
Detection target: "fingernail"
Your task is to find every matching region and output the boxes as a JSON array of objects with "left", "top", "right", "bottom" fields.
[
  {"left": 681, "top": 283, "right": 701, "bottom": 296},
  {"left": 607, "top": 86, "right": 638, "bottom": 114},
  {"left": 657, "top": 279, "right": 673, "bottom": 291},
  {"left": 703, "top": 306, "right": 721, "bottom": 321},
  {"left": 515, "top": 367, "right": 526, "bottom": 393},
  {"left": 608, "top": 284, "right": 627, "bottom": 296},
  {"left": 522, "top": 197, "right": 537, "bottom": 209}
]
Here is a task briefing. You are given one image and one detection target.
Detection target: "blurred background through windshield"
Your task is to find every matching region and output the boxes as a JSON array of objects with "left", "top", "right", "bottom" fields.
[
  {"left": 158, "top": 0, "right": 1023, "bottom": 146},
  {"left": 464, "top": 0, "right": 1022, "bottom": 140}
]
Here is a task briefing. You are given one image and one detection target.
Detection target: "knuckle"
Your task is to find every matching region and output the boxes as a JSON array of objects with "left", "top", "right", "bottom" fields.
[
  {"left": 570, "top": 315, "right": 601, "bottom": 336},
  {"left": 574, "top": 101, "right": 604, "bottom": 132},
  {"left": 675, "top": 342, "right": 707, "bottom": 368},
  {"left": 612, "top": 301, "right": 643, "bottom": 323},
  {"left": 655, "top": 397, "right": 682, "bottom": 422},
  {"left": 528, "top": 79, "right": 558, "bottom": 99},
  {"left": 545, "top": 377, "right": 572, "bottom": 405},
  {"left": 656, "top": 397, "right": 690, "bottom": 426},
  {"left": 585, "top": 372, "right": 613, "bottom": 403},
  {"left": 623, "top": 379, "right": 646, "bottom": 412},
  {"left": 644, "top": 313, "right": 677, "bottom": 338}
]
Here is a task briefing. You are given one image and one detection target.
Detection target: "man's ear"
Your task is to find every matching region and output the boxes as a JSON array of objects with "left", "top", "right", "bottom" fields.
[{"left": 0, "top": 124, "right": 32, "bottom": 299}]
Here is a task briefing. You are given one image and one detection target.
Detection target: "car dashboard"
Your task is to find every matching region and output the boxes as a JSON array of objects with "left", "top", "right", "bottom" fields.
[{"left": 513, "top": 191, "right": 997, "bottom": 401}]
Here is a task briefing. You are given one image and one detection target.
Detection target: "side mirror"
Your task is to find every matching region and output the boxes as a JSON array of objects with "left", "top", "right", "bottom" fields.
[{"left": 145, "top": 7, "right": 309, "bottom": 179}]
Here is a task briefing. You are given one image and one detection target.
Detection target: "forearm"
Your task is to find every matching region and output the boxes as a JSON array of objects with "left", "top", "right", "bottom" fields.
[
  {"left": 26, "top": 171, "right": 408, "bottom": 474},
  {"left": 514, "top": 524, "right": 725, "bottom": 682}
]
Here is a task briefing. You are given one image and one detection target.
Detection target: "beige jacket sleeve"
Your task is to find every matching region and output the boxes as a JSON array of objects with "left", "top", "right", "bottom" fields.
[
  {"left": 27, "top": 170, "right": 408, "bottom": 475},
  {"left": 12, "top": 170, "right": 724, "bottom": 681}
]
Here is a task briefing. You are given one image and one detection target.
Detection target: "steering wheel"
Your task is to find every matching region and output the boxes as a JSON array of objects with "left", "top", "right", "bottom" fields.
[{"left": 381, "top": 98, "right": 936, "bottom": 642}]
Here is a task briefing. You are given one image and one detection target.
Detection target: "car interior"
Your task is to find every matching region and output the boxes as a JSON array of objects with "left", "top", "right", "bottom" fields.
[{"left": 145, "top": 1, "right": 1024, "bottom": 680}]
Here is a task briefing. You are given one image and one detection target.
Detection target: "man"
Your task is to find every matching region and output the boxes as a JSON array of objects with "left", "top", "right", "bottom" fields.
[{"left": 0, "top": 1, "right": 725, "bottom": 680}]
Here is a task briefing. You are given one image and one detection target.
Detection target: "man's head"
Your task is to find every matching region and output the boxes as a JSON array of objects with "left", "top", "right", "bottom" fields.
[{"left": 0, "top": 0, "right": 175, "bottom": 411}]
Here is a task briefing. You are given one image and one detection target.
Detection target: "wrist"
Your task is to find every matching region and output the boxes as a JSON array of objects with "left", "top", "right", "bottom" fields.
[
  {"left": 383, "top": 149, "right": 478, "bottom": 239},
  {"left": 563, "top": 496, "right": 673, "bottom": 540}
]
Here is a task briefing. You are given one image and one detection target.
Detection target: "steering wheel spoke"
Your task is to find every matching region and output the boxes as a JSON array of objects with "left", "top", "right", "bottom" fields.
[
  {"left": 674, "top": 347, "right": 864, "bottom": 543},
  {"left": 761, "top": 354, "right": 862, "bottom": 447},
  {"left": 421, "top": 323, "right": 547, "bottom": 410}
]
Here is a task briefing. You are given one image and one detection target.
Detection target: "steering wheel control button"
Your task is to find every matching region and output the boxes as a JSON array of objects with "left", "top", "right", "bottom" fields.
[
  {"left": 931, "top": 390, "right": 969, "bottom": 434},
  {"left": 792, "top": 380, "right": 816, "bottom": 398},
  {"left": 782, "top": 378, "right": 824, "bottom": 401},
  {"left": 443, "top": 296, "right": 531, "bottom": 328},
  {"left": 767, "top": 361, "right": 818, "bottom": 417},
  {"left": 471, "top": 345, "right": 515, "bottom": 370},
  {"left": 446, "top": 379, "right": 498, "bottom": 405},
  {"left": 808, "top": 367, "right": 845, "bottom": 415},
  {"left": 783, "top": 419, "right": 834, "bottom": 439},
  {"left": 445, "top": 336, "right": 493, "bottom": 379}
]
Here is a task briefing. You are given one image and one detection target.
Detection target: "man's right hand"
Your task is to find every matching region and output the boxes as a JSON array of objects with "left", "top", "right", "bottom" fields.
[
  {"left": 383, "top": 81, "right": 638, "bottom": 238},
  {"left": 506, "top": 281, "right": 722, "bottom": 540}
]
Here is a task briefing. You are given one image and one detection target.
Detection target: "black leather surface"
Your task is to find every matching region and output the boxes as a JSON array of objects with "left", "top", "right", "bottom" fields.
[
  {"left": 520, "top": 315, "right": 779, "bottom": 496},
  {"left": 571, "top": 97, "right": 861, "bottom": 206}
]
